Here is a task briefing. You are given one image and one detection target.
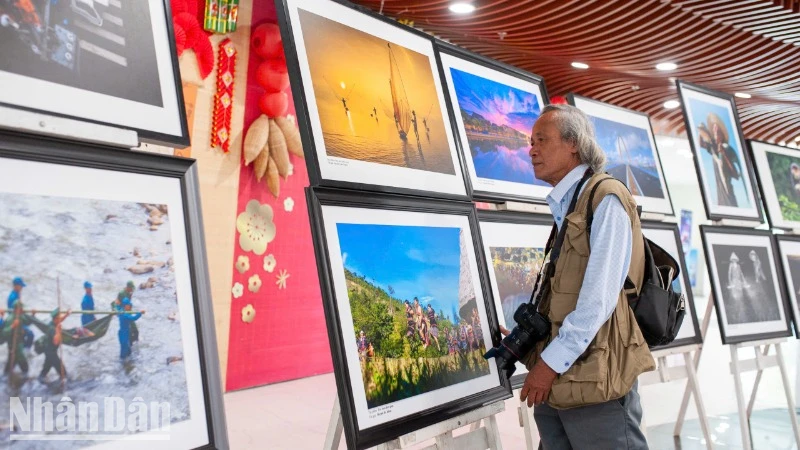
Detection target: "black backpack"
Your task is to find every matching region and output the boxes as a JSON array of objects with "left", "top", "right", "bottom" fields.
[{"left": 585, "top": 177, "right": 687, "bottom": 348}]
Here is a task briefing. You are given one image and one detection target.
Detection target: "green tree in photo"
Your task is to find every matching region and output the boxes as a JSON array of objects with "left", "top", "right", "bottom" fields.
[{"left": 767, "top": 152, "right": 800, "bottom": 221}]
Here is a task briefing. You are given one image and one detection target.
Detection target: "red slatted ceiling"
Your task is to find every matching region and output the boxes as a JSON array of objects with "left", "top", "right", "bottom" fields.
[{"left": 352, "top": 0, "right": 800, "bottom": 144}]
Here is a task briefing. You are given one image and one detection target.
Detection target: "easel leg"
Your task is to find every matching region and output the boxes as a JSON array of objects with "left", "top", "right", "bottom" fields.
[
  {"left": 730, "top": 345, "right": 752, "bottom": 450},
  {"left": 518, "top": 397, "right": 537, "bottom": 450},
  {"left": 684, "top": 351, "right": 713, "bottom": 449},
  {"left": 324, "top": 394, "right": 343, "bottom": 450},
  {"left": 775, "top": 343, "right": 800, "bottom": 447},
  {"left": 675, "top": 298, "right": 714, "bottom": 437},
  {"left": 745, "top": 344, "right": 769, "bottom": 419},
  {"left": 485, "top": 413, "right": 504, "bottom": 450}
]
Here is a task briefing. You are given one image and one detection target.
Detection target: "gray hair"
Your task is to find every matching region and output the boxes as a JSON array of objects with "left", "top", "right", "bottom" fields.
[{"left": 541, "top": 104, "right": 606, "bottom": 173}]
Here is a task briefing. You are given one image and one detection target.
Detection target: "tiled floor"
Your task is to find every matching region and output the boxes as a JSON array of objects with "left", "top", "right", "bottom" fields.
[
  {"left": 223, "top": 297, "right": 800, "bottom": 449},
  {"left": 223, "top": 371, "right": 800, "bottom": 449}
]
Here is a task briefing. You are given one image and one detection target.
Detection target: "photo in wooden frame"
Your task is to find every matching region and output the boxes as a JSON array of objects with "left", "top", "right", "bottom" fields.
[
  {"left": 699, "top": 225, "right": 792, "bottom": 345},
  {"left": 306, "top": 187, "right": 510, "bottom": 449},
  {"left": 0, "top": 131, "right": 227, "bottom": 448},
  {"left": 0, "top": 0, "right": 189, "bottom": 146},
  {"left": 277, "top": 0, "right": 469, "bottom": 199},
  {"left": 476, "top": 210, "right": 552, "bottom": 388},
  {"left": 676, "top": 81, "right": 763, "bottom": 222},
  {"left": 437, "top": 42, "right": 550, "bottom": 203},
  {"left": 568, "top": 94, "right": 674, "bottom": 216}
]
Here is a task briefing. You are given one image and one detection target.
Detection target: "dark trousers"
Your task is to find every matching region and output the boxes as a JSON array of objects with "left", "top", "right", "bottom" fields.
[
  {"left": 40, "top": 350, "right": 66, "bottom": 379},
  {"left": 534, "top": 381, "right": 648, "bottom": 450}
]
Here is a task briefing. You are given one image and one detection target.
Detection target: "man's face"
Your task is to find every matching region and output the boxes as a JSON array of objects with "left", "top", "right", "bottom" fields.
[
  {"left": 13, "top": 285, "right": 22, "bottom": 293},
  {"left": 529, "top": 113, "right": 580, "bottom": 186},
  {"left": 86, "top": 288, "right": 92, "bottom": 295}
]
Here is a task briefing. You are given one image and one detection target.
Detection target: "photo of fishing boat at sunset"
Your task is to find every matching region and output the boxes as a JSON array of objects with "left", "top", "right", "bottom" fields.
[{"left": 296, "top": 9, "right": 456, "bottom": 175}]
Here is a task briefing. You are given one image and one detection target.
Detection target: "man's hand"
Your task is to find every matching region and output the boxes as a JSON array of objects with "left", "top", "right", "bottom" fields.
[
  {"left": 499, "top": 325, "right": 511, "bottom": 337},
  {"left": 520, "top": 359, "right": 558, "bottom": 408}
]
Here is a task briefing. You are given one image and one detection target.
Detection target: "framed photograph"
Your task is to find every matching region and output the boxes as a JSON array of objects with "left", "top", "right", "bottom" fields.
[
  {"left": 0, "top": 132, "right": 227, "bottom": 448},
  {"left": 677, "top": 81, "right": 763, "bottom": 222},
  {"left": 748, "top": 140, "right": 800, "bottom": 230},
  {"left": 437, "top": 42, "right": 550, "bottom": 203},
  {"left": 476, "top": 210, "right": 551, "bottom": 388},
  {"left": 775, "top": 235, "right": 800, "bottom": 337},
  {"left": 0, "top": 0, "right": 189, "bottom": 146},
  {"left": 567, "top": 94, "right": 674, "bottom": 216},
  {"left": 640, "top": 221, "right": 703, "bottom": 349},
  {"left": 699, "top": 225, "right": 792, "bottom": 344},
  {"left": 277, "top": 0, "right": 468, "bottom": 199},
  {"left": 306, "top": 187, "right": 510, "bottom": 449}
]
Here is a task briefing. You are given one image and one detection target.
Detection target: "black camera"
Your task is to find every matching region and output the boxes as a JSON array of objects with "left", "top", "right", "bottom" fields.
[{"left": 483, "top": 302, "right": 551, "bottom": 379}]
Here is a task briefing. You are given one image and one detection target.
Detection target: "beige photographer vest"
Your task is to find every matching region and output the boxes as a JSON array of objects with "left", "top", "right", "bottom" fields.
[{"left": 522, "top": 173, "right": 656, "bottom": 409}]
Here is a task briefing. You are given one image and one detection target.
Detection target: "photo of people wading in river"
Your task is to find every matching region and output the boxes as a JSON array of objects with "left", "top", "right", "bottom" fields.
[
  {"left": 337, "top": 223, "right": 491, "bottom": 409},
  {"left": 295, "top": 8, "right": 456, "bottom": 175},
  {"left": 0, "top": 192, "right": 190, "bottom": 446}
]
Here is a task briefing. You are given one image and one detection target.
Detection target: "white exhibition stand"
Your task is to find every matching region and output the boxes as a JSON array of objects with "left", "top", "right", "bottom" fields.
[
  {"left": 515, "top": 391, "right": 538, "bottom": 450},
  {"left": 672, "top": 237, "right": 800, "bottom": 450},
  {"left": 324, "top": 394, "right": 506, "bottom": 450}
]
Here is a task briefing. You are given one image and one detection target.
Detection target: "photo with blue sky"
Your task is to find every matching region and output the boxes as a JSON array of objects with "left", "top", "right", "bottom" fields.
[
  {"left": 589, "top": 115, "right": 665, "bottom": 198},
  {"left": 688, "top": 97, "right": 751, "bottom": 208},
  {"left": 450, "top": 67, "right": 547, "bottom": 186},
  {"left": 338, "top": 223, "right": 462, "bottom": 319}
]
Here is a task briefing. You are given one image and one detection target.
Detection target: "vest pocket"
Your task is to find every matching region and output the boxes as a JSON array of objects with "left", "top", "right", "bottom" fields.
[{"left": 553, "top": 215, "right": 590, "bottom": 295}]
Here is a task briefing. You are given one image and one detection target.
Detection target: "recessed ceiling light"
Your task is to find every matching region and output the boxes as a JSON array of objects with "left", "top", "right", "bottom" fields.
[
  {"left": 735, "top": 92, "right": 751, "bottom": 99},
  {"left": 448, "top": 2, "right": 475, "bottom": 13},
  {"left": 571, "top": 62, "right": 589, "bottom": 69},
  {"left": 780, "top": 141, "right": 787, "bottom": 146},
  {"left": 656, "top": 62, "right": 678, "bottom": 71},
  {"left": 794, "top": 136, "right": 800, "bottom": 142},
  {"left": 663, "top": 100, "right": 681, "bottom": 109}
]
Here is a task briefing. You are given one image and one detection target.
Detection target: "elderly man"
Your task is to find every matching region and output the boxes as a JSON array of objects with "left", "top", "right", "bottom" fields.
[{"left": 503, "top": 104, "right": 655, "bottom": 449}]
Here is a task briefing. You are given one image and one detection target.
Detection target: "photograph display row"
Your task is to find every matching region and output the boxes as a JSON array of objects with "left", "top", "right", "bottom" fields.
[
  {"left": 277, "top": 0, "right": 680, "bottom": 215},
  {"left": 306, "top": 184, "right": 708, "bottom": 448},
  {"left": 699, "top": 226, "right": 800, "bottom": 345},
  {"left": 0, "top": 134, "right": 227, "bottom": 448},
  {"left": 279, "top": 0, "right": 800, "bottom": 231}
]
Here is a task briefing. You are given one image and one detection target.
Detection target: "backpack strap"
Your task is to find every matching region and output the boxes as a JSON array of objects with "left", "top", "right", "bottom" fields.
[{"left": 584, "top": 175, "right": 640, "bottom": 294}]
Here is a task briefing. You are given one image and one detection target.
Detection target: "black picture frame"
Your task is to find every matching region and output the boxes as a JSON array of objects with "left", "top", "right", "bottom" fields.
[
  {"left": 276, "top": 0, "right": 471, "bottom": 201},
  {"left": 774, "top": 234, "right": 800, "bottom": 339},
  {"left": 306, "top": 186, "right": 511, "bottom": 450},
  {"left": 476, "top": 209, "right": 553, "bottom": 388},
  {"left": 0, "top": 0, "right": 189, "bottom": 147},
  {"left": 0, "top": 131, "right": 228, "bottom": 449},
  {"left": 640, "top": 221, "right": 704, "bottom": 349},
  {"left": 435, "top": 40, "right": 551, "bottom": 205},
  {"left": 747, "top": 139, "right": 800, "bottom": 231},
  {"left": 699, "top": 225, "right": 792, "bottom": 345},
  {"left": 676, "top": 80, "right": 764, "bottom": 223},
  {"left": 567, "top": 93, "right": 676, "bottom": 217}
]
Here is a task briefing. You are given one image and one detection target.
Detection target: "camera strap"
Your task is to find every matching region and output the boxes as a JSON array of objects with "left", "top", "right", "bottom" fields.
[{"left": 528, "top": 167, "right": 594, "bottom": 308}]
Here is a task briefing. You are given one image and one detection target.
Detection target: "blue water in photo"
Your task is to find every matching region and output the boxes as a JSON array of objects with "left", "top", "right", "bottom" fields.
[{"left": 450, "top": 67, "right": 548, "bottom": 186}]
